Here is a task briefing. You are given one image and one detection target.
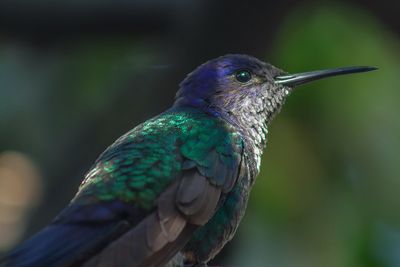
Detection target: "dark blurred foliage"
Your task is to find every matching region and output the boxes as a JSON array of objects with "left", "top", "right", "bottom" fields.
[{"left": 0, "top": 1, "right": 399, "bottom": 266}]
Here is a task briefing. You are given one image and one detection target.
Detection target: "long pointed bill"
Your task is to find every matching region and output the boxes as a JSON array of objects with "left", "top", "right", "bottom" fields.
[{"left": 275, "top": 66, "right": 377, "bottom": 87}]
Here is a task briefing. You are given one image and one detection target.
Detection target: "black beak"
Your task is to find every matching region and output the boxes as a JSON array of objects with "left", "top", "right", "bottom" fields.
[{"left": 275, "top": 66, "right": 377, "bottom": 87}]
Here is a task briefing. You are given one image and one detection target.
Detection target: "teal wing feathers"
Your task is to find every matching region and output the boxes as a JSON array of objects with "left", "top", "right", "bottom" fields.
[{"left": 74, "top": 108, "right": 243, "bottom": 207}]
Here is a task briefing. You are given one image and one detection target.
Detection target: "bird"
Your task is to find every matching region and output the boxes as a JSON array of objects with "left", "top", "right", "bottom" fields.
[{"left": 0, "top": 54, "right": 376, "bottom": 267}]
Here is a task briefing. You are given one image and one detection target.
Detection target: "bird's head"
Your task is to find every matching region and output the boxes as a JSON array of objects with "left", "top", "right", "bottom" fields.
[{"left": 174, "top": 54, "right": 375, "bottom": 125}]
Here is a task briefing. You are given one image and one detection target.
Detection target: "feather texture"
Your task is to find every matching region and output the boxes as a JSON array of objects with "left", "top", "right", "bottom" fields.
[{"left": 1, "top": 107, "right": 243, "bottom": 267}]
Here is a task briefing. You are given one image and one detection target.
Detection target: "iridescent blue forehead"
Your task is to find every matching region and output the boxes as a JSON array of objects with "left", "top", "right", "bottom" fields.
[
  {"left": 214, "top": 54, "right": 267, "bottom": 77},
  {"left": 177, "top": 54, "right": 274, "bottom": 101},
  {"left": 175, "top": 55, "right": 281, "bottom": 111}
]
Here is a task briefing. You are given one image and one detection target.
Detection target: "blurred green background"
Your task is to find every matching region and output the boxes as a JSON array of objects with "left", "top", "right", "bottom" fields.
[{"left": 0, "top": 1, "right": 399, "bottom": 266}]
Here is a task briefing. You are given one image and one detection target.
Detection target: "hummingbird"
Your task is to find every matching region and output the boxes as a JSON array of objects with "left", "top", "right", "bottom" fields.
[{"left": 0, "top": 54, "right": 376, "bottom": 267}]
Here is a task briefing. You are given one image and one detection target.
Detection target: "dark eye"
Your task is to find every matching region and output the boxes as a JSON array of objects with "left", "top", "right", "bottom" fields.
[{"left": 235, "top": 70, "right": 252, "bottom": 83}]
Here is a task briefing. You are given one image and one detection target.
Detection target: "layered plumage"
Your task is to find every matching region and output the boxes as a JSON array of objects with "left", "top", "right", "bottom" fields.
[
  {"left": 1, "top": 107, "right": 246, "bottom": 267},
  {"left": 1, "top": 54, "right": 287, "bottom": 267},
  {"left": 1, "top": 54, "right": 373, "bottom": 267}
]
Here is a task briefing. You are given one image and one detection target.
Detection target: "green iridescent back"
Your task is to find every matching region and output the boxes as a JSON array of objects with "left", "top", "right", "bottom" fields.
[{"left": 73, "top": 107, "right": 244, "bottom": 213}]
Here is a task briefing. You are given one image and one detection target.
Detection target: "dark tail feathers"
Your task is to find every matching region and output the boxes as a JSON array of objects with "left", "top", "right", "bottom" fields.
[{"left": 0, "top": 222, "right": 116, "bottom": 267}]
